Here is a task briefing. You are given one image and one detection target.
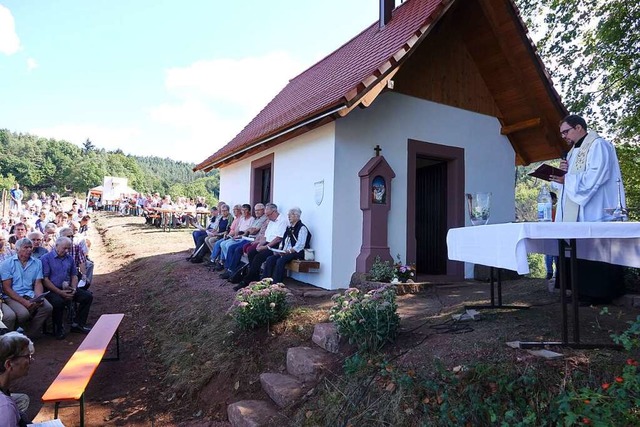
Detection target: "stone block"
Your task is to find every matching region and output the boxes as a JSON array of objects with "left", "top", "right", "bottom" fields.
[
  {"left": 227, "top": 400, "right": 282, "bottom": 427},
  {"left": 312, "top": 323, "right": 340, "bottom": 353},
  {"left": 286, "top": 346, "right": 332, "bottom": 382},
  {"left": 260, "top": 373, "right": 304, "bottom": 408}
]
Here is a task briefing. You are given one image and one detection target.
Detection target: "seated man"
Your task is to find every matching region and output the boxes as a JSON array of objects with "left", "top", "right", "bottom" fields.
[
  {"left": 41, "top": 223, "right": 58, "bottom": 252},
  {"left": 7, "top": 223, "right": 27, "bottom": 250},
  {"left": 0, "top": 238, "right": 52, "bottom": 337},
  {"left": 27, "top": 232, "right": 48, "bottom": 259},
  {"left": 262, "top": 207, "right": 311, "bottom": 283},
  {"left": 234, "top": 203, "right": 289, "bottom": 291},
  {"left": 41, "top": 237, "right": 93, "bottom": 340},
  {"left": 59, "top": 225, "right": 93, "bottom": 289},
  {"left": 0, "top": 331, "right": 35, "bottom": 427}
]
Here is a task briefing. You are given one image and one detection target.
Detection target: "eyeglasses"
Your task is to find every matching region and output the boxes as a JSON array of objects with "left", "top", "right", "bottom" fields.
[
  {"left": 13, "top": 353, "right": 34, "bottom": 363},
  {"left": 560, "top": 127, "right": 574, "bottom": 136}
]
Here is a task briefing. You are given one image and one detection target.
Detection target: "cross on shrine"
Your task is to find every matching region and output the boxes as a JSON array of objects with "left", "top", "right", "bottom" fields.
[{"left": 374, "top": 145, "right": 382, "bottom": 156}]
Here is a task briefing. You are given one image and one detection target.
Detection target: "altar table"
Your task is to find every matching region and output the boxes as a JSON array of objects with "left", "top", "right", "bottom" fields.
[{"left": 447, "top": 222, "right": 640, "bottom": 348}]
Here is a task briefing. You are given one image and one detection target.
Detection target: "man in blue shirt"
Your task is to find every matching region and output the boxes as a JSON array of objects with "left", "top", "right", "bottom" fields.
[
  {"left": 41, "top": 237, "right": 93, "bottom": 340},
  {"left": 9, "top": 183, "right": 23, "bottom": 211},
  {"left": 0, "top": 238, "right": 52, "bottom": 337}
]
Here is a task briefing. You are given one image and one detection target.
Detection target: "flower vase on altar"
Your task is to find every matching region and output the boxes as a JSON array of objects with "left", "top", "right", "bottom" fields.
[{"left": 466, "top": 192, "right": 491, "bottom": 226}]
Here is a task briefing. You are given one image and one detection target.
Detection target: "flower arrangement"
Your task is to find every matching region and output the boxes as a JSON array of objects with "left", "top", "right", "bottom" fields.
[
  {"left": 329, "top": 285, "right": 399, "bottom": 352},
  {"left": 394, "top": 258, "right": 416, "bottom": 283},
  {"left": 227, "top": 278, "right": 290, "bottom": 329},
  {"left": 368, "top": 256, "right": 396, "bottom": 282}
]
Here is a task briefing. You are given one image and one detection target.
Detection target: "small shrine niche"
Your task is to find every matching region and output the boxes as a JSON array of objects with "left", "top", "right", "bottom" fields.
[{"left": 355, "top": 149, "right": 396, "bottom": 273}]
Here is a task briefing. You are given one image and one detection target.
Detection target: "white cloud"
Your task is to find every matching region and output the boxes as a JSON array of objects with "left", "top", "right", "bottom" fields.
[
  {"left": 26, "top": 57, "right": 37, "bottom": 71},
  {"left": 148, "top": 51, "right": 308, "bottom": 163},
  {"left": 28, "top": 52, "right": 312, "bottom": 164},
  {"left": 164, "top": 51, "right": 307, "bottom": 116},
  {"left": 0, "top": 5, "right": 20, "bottom": 55}
]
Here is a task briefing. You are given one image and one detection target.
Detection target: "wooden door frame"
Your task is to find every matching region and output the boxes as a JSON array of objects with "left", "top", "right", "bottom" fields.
[{"left": 407, "top": 139, "right": 465, "bottom": 281}]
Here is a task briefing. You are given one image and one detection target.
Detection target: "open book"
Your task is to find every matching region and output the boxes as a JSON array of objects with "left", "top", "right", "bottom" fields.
[
  {"left": 528, "top": 163, "right": 566, "bottom": 181},
  {"left": 28, "top": 420, "right": 65, "bottom": 427}
]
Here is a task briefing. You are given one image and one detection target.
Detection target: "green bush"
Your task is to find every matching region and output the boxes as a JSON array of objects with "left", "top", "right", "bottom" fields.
[
  {"left": 368, "top": 256, "right": 395, "bottom": 282},
  {"left": 227, "top": 279, "right": 290, "bottom": 329},
  {"left": 329, "top": 285, "right": 399, "bottom": 353},
  {"left": 555, "top": 316, "right": 640, "bottom": 425},
  {"left": 527, "top": 253, "right": 546, "bottom": 278}
]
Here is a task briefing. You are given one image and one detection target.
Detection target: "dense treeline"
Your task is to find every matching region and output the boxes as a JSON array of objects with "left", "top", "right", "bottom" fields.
[{"left": 0, "top": 129, "right": 219, "bottom": 203}]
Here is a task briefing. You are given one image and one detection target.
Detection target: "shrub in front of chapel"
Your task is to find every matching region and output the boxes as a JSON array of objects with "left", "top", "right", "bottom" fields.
[
  {"left": 329, "top": 285, "right": 399, "bottom": 353},
  {"left": 227, "top": 279, "right": 290, "bottom": 329}
]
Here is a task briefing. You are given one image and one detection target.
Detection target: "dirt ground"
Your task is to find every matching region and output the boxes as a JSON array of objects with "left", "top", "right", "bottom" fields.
[{"left": 18, "top": 212, "right": 640, "bottom": 426}]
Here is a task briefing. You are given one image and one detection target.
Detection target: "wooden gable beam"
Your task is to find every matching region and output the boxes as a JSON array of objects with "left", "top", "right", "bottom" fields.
[{"left": 500, "top": 118, "right": 541, "bottom": 135}]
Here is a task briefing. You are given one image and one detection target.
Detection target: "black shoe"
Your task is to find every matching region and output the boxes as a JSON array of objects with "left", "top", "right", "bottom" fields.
[
  {"left": 56, "top": 329, "right": 67, "bottom": 340},
  {"left": 219, "top": 271, "right": 231, "bottom": 279},
  {"left": 71, "top": 325, "right": 92, "bottom": 334},
  {"left": 190, "top": 257, "right": 204, "bottom": 264},
  {"left": 186, "top": 256, "right": 192, "bottom": 261},
  {"left": 215, "top": 263, "right": 225, "bottom": 271},
  {"left": 233, "top": 281, "right": 247, "bottom": 291}
]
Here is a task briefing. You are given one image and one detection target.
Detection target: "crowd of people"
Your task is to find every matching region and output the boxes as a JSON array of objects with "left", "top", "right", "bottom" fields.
[
  {"left": 186, "top": 202, "right": 312, "bottom": 291},
  {"left": 1, "top": 184, "right": 95, "bottom": 342},
  {"left": 1, "top": 185, "right": 97, "bottom": 425}
]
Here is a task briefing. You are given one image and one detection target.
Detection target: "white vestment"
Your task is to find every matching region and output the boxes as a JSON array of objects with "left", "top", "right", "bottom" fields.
[{"left": 556, "top": 131, "right": 625, "bottom": 222}]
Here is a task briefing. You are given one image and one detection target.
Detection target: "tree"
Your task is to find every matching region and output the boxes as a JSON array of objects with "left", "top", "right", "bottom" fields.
[
  {"left": 516, "top": 0, "right": 640, "bottom": 142},
  {"left": 83, "top": 138, "right": 95, "bottom": 154}
]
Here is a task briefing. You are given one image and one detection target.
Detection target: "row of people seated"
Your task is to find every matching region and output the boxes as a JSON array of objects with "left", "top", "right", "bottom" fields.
[
  {"left": 0, "top": 234, "right": 94, "bottom": 341},
  {"left": 141, "top": 194, "right": 210, "bottom": 228},
  {"left": 187, "top": 202, "right": 311, "bottom": 291}
]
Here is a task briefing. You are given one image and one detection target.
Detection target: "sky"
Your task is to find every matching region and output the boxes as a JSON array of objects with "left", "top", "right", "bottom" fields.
[{"left": 0, "top": 0, "right": 389, "bottom": 163}]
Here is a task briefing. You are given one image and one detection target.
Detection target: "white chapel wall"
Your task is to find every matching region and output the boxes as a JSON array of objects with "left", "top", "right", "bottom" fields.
[
  {"left": 219, "top": 123, "right": 337, "bottom": 288},
  {"left": 335, "top": 91, "right": 515, "bottom": 280}
]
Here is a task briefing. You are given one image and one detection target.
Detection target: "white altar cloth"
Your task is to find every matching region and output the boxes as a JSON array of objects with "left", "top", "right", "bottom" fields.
[{"left": 447, "top": 222, "right": 640, "bottom": 274}]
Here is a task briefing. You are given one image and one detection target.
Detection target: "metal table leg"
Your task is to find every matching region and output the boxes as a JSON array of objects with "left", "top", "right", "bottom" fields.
[{"left": 465, "top": 267, "right": 528, "bottom": 310}]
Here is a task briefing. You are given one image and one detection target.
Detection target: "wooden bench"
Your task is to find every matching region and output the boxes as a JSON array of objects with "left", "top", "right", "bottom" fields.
[
  {"left": 285, "top": 260, "right": 320, "bottom": 273},
  {"left": 42, "top": 313, "right": 125, "bottom": 427}
]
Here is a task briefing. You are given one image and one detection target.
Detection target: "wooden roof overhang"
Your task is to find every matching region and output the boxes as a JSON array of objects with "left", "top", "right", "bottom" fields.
[
  {"left": 194, "top": 0, "right": 568, "bottom": 172},
  {"left": 465, "top": 0, "right": 569, "bottom": 164}
]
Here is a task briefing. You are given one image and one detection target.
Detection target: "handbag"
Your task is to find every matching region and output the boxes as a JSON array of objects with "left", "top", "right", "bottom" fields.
[{"left": 304, "top": 249, "right": 315, "bottom": 261}]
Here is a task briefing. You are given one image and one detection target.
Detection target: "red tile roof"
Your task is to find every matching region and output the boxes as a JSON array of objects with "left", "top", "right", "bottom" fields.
[{"left": 195, "top": 0, "right": 449, "bottom": 171}]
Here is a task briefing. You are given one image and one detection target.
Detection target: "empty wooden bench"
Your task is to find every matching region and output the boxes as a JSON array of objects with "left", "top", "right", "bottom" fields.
[
  {"left": 42, "top": 313, "right": 125, "bottom": 427},
  {"left": 285, "top": 260, "right": 320, "bottom": 273}
]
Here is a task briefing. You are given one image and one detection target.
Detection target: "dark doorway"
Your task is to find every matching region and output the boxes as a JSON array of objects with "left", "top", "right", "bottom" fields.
[
  {"left": 407, "top": 139, "right": 464, "bottom": 281},
  {"left": 259, "top": 166, "right": 271, "bottom": 204},
  {"left": 416, "top": 158, "right": 448, "bottom": 274},
  {"left": 250, "top": 153, "right": 274, "bottom": 206}
]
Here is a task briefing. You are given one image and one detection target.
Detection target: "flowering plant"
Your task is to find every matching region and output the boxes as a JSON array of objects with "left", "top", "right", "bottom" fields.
[
  {"left": 394, "top": 261, "right": 416, "bottom": 283},
  {"left": 329, "top": 285, "right": 399, "bottom": 352},
  {"left": 227, "top": 278, "right": 290, "bottom": 329}
]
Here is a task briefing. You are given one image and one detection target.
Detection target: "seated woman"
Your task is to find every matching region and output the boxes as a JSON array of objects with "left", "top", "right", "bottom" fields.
[
  {"left": 0, "top": 332, "right": 35, "bottom": 426},
  {"left": 211, "top": 204, "right": 253, "bottom": 270},
  {"left": 193, "top": 205, "right": 231, "bottom": 263},
  {"left": 262, "top": 207, "right": 311, "bottom": 283},
  {"left": 208, "top": 204, "right": 242, "bottom": 266}
]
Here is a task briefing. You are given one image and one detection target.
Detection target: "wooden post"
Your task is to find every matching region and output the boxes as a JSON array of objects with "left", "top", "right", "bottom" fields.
[{"left": 1, "top": 189, "right": 6, "bottom": 218}]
